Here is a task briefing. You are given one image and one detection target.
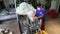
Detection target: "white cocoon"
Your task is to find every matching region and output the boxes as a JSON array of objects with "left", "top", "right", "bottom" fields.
[{"left": 26, "top": 10, "right": 35, "bottom": 22}]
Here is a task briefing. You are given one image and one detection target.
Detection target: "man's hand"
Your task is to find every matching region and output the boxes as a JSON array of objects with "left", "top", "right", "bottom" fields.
[
  {"left": 33, "top": 16, "right": 38, "bottom": 19},
  {"left": 37, "top": 16, "right": 42, "bottom": 18},
  {"left": 33, "top": 16, "right": 42, "bottom": 19},
  {"left": 37, "top": 14, "right": 44, "bottom": 19},
  {"left": 35, "top": 17, "right": 38, "bottom": 19}
]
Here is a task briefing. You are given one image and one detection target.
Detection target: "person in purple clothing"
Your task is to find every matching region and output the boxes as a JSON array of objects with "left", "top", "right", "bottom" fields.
[{"left": 33, "top": 3, "right": 46, "bottom": 30}]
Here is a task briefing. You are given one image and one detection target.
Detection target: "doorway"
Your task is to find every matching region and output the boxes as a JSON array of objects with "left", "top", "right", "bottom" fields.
[{"left": 0, "top": 0, "right": 5, "bottom": 9}]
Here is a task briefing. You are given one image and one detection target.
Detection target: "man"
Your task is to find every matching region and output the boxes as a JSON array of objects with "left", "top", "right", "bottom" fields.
[{"left": 33, "top": 3, "right": 46, "bottom": 30}]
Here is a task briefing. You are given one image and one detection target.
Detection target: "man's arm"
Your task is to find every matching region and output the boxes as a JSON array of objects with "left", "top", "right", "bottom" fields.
[
  {"left": 37, "top": 14, "right": 44, "bottom": 18},
  {"left": 33, "top": 9, "right": 36, "bottom": 17}
]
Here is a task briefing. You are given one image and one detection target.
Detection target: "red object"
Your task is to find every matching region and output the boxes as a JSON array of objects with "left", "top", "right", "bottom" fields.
[{"left": 48, "top": 9, "right": 58, "bottom": 19}]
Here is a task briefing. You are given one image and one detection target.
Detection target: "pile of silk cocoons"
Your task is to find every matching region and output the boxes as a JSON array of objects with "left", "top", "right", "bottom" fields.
[{"left": 16, "top": 2, "right": 36, "bottom": 22}]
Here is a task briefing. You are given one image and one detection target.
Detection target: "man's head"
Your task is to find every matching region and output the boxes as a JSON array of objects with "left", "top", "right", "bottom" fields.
[
  {"left": 37, "top": 3, "right": 42, "bottom": 10},
  {"left": 37, "top": 3, "right": 42, "bottom": 8}
]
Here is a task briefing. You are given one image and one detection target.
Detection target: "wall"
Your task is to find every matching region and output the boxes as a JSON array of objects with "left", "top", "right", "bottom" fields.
[
  {"left": 56, "top": 0, "right": 60, "bottom": 12},
  {"left": 37, "top": 0, "right": 46, "bottom": 5},
  {"left": 8, "top": 0, "right": 15, "bottom": 5},
  {"left": 3, "top": 0, "right": 15, "bottom": 8},
  {"left": 3, "top": 0, "right": 9, "bottom": 8},
  {"left": 40, "top": 0, "right": 46, "bottom": 5},
  {"left": 59, "top": 0, "right": 60, "bottom": 5},
  {"left": 0, "top": 0, "right": 2, "bottom": 1}
]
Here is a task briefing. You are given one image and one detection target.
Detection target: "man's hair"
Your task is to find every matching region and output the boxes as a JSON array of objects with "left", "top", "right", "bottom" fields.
[{"left": 37, "top": 3, "right": 41, "bottom": 7}]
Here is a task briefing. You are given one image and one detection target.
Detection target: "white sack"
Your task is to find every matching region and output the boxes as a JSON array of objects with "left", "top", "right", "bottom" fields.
[
  {"left": 16, "top": 2, "right": 35, "bottom": 15},
  {"left": 16, "top": 2, "right": 36, "bottom": 21}
]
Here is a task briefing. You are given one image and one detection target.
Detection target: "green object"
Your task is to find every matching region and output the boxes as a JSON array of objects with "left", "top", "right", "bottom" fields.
[
  {"left": 58, "top": 6, "right": 60, "bottom": 13},
  {"left": 16, "top": 4, "right": 20, "bottom": 7}
]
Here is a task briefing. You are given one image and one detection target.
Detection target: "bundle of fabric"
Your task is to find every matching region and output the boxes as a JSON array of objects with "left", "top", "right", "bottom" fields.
[{"left": 16, "top": 2, "right": 36, "bottom": 22}]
